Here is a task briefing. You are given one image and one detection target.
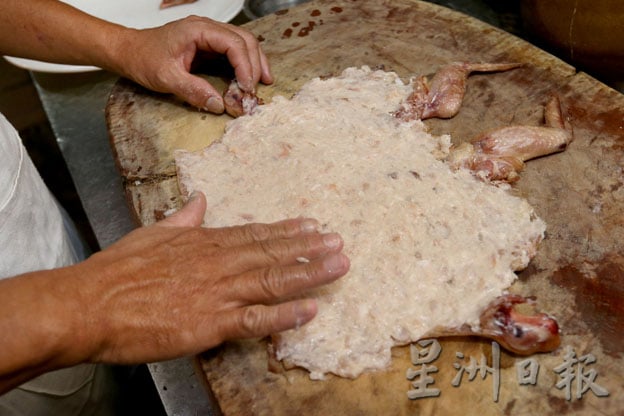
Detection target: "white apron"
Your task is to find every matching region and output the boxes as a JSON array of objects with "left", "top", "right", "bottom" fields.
[{"left": 0, "top": 114, "right": 114, "bottom": 415}]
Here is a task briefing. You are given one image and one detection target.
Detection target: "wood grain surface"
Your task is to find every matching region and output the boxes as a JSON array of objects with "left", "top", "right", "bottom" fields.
[{"left": 105, "top": 0, "right": 624, "bottom": 414}]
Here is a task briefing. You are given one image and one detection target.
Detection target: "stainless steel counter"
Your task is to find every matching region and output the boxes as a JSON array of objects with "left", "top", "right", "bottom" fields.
[{"left": 31, "top": 70, "right": 217, "bottom": 415}]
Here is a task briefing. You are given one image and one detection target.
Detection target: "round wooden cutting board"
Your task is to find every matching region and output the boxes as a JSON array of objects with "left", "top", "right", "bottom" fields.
[{"left": 106, "top": 0, "right": 624, "bottom": 414}]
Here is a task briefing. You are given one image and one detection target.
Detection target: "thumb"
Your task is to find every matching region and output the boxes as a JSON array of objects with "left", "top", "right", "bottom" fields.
[
  {"left": 174, "top": 72, "right": 225, "bottom": 114},
  {"left": 158, "top": 192, "right": 207, "bottom": 228}
]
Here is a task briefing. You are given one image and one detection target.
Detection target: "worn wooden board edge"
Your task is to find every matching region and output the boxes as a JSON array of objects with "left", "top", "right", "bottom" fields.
[
  {"left": 105, "top": 0, "right": 585, "bottom": 180},
  {"left": 104, "top": 0, "right": 590, "bottom": 226},
  {"left": 123, "top": 176, "right": 183, "bottom": 226},
  {"left": 105, "top": 77, "right": 231, "bottom": 180},
  {"left": 103, "top": 0, "right": 624, "bottom": 414}
]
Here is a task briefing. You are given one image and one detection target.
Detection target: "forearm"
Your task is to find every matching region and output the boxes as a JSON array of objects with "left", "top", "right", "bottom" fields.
[
  {"left": 0, "top": 197, "right": 349, "bottom": 394},
  {"left": 0, "top": 267, "right": 90, "bottom": 394},
  {"left": 1, "top": 0, "right": 273, "bottom": 110},
  {"left": 0, "top": 0, "right": 130, "bottom": 70}
]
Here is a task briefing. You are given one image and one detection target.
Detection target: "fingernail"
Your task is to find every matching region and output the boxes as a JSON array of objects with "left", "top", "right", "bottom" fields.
[
  {"left": 204, "top": 96, "right": 224, "bottom": 114},
  {"left": 238, "top": 77, "right": 254, "bottom": 92},
  {"left": 300, "top": 219, "right": 319, "bottom": 233},
  {"left": 294, "top": 299, "right": 317, "bottom": 329},
  {"left": 323, "top": 233, "right": 342, "bottom": 249},
  {"left": 324, "top": 253, "right": 347, "bottom": 274}
]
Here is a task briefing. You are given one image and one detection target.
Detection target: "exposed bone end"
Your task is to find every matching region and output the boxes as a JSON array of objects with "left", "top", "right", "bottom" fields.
[
  {"left": 478, "top": 294, "right": 560, "bottom": 355},
  {"left": 223, "top": 80, "right": 262, "bottom": 118},
  {"left": 447, "top": 142, "right": 525, "bottom": 182},
  {"left": 447, "top": 142, "right": 476, "bottom": 168},
  {"left": 394, "top": 76, "right": 429, "bottom": 121},
  {"left": 471, "top": 156, "right": 524, "bottom": 182}
]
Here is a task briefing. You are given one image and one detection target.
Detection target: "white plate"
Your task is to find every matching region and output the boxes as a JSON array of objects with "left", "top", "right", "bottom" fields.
[{"left": 3, "top": 0, "right": 244, "bottom": 73}]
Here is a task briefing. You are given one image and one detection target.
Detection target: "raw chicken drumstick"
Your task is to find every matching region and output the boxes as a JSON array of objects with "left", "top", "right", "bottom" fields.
[
  {"left": 429, "top": 294, "right": 561, "bottom": 355},
  {"left": 395, "top": 62, "right": 523, "bottom": 120},
  {"left": 448, "top": 94, "right": 572, "bottom": 182}
]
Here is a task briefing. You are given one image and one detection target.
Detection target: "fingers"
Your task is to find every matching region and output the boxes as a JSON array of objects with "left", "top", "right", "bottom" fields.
[
  {"left": 158, "top": 195, "right": 342, "bottom": 269},
  {"left": 223, "top": 252, "right": 349, "bottom": 306},
  {"left": 173, "top": 72, "right": 225, "bottom": 113},
  {"left": 230, "top": 26, "right": 273, "bottom": 87},
  {"left": 126, "top": 16, "right": 272, "bottom": 112},
  {"left": 194, "top": 20, "right": 273, "bottom": 92},
  {"left": 211, "top": 252, "right": 350, "bottom": 341},
  {"left": 218, "top": 231, "right": 345, "bottom": 276},
  {"left": 165, "top": 20, "right": 272, "bottom": 111},
  {"left": 215, "top": 299, "right": 319, "bottom": 341},
  {"left": 205, "top": 249, "right": 347, "bottom": 345},
  {"left": 258, "top": 48, "right": 273, "bottom": 85},
  {"left": 203, "top": 217, "right": 321, "bottom": 249}
]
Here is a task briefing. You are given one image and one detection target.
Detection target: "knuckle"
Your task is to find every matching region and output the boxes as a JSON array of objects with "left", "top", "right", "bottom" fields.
[
  {"left": 239, "top": 306, "right": 266, "bottom": 337},
  {"left": 258, "top": 239, "right": 282, "bottom": 263},
  {"left": 182, "top": 14, "right": 201, "bottom": 24},
  {"left": 301, "top": 262, "right": 319, "bottom": 282},
  {"left": 292, "top": 234, "right": 316, "bottom": 258},
  {"left": 231, "top": 33, "right": 247, "bottom": 48},
  {"left": 238, "top": 30, "right": 258, "bottom": 45},
  {"left": 151, "top": 65, "right": 179, "bottom": 92},
  {"left": 246, "top": 223, "right": 272, "bottom": 241},
  {"left": 258, "top": 267, "right": 285, "bottom": 299}
]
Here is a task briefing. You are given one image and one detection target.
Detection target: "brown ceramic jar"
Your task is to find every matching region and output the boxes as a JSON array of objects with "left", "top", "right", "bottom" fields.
[{"left": 521, "top": 0, "right": 624, "bottom": 84}]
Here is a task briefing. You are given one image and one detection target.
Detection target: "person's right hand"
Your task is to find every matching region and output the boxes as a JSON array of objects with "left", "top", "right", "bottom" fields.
[
  {"left": 65, "top": 192, "right": 349, "bottom": 365},
  {"left": 111, "top": 16, "right": 273, "bottom": 113}
]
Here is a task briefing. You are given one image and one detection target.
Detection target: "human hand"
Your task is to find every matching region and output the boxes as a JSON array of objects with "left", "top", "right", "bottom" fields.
[
  {"left": 112, "top": 16, "right": 273, "bottom": 113},
  {"left": 70, "top": 192, "right": 348, "bottom": 364}
]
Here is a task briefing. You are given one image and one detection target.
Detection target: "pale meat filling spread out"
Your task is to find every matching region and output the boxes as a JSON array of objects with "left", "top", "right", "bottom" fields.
[{"left": 175, "top": 67, "right": 546, "bottom": 380}]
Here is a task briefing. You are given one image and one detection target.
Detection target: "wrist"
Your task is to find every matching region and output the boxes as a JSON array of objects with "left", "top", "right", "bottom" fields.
[
  {"left": 0, "top": 266, "right": 95, "bottom": 390},
  {"left": 91, "top": 24, "right": 139, "bottom": 77}
]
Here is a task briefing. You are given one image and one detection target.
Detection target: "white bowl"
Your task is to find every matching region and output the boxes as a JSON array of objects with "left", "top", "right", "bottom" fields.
[{"left": 244, "top": 0, "right": 311, "bottom": 19}]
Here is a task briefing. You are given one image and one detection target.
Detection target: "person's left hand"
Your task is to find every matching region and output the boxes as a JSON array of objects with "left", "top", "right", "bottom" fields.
[
  {"left": 111, "top": 16, "right": 273, "bottom": 113},
  {"left": 63, "top": 192, "right": 349, "bottom": 365}
]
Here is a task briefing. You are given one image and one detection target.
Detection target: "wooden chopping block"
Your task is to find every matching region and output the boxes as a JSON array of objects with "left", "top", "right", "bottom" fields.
[{"left": 106, "top": 0, "right": 624, "bottom": 414}]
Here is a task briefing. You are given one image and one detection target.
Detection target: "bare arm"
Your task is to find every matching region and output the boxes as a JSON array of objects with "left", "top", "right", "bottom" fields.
[
  {"left": 0, "top": 1, "right": 305, "bottom": 392},
  {"left": 0, "top": 193, "right": 349, "bottom": 393},
  {"left": 0, "top": 0, "right": 273, "bottom": 111}
]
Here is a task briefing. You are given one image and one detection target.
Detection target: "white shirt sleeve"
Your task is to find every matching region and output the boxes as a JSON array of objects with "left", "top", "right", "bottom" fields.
[{"left": 0, "top": 113, "right": 75, "bottom": 278}]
